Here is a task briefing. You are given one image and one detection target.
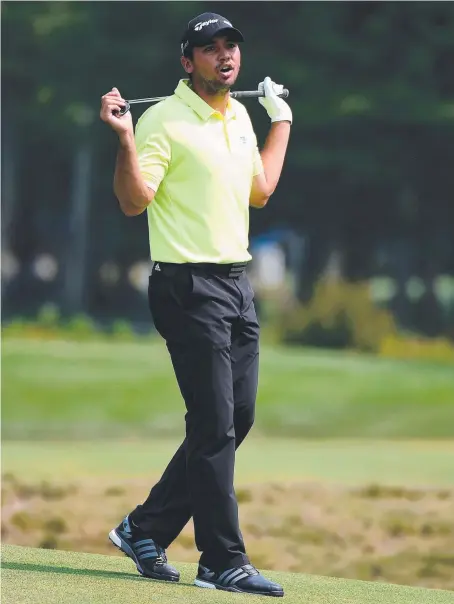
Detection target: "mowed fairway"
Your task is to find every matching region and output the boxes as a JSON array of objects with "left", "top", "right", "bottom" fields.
[
  {"left": 3, "top": 336, "right": 454, "bottom": 593},
  {"left": 3, "top": 439, "right": 454, "bottom": 486},
  {"left": 3, "top": 545, "right": 453, "bottom": 604},
  {"left": 2, "top": 337, "right": 454, "bottom": 439}
]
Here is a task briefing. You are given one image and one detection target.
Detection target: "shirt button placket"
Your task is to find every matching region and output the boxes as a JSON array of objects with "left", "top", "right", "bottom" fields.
[{"left": 222, "top": 116, "right": 231, "bottom": 153}]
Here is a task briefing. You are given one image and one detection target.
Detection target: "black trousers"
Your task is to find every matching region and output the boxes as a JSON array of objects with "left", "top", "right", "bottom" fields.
[{"left": 130, "top": 262, "right": 260, "bottom": 571}]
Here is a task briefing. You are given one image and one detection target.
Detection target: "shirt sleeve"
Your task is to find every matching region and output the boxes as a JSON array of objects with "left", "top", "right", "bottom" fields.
[{"left": 134, "top": 110, "right": 171, "bottom": 192}]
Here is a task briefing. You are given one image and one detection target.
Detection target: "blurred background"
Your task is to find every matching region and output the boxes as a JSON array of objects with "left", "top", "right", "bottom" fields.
[{"left": 2, "top": 0, "right": 454, "bottom": 593}]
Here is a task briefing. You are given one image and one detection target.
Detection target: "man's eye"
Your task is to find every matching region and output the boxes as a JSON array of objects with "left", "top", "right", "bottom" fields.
[
  {"left": 204, "top": 46, "right": 215, "bottom": 52},
  {"left": 228, "top": 43, "right": 237, "bottom": 49}
]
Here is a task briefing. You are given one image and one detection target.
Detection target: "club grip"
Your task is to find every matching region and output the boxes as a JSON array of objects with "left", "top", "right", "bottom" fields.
[{"left": 232, "top": 88, "right": 289, "bottom": 99}]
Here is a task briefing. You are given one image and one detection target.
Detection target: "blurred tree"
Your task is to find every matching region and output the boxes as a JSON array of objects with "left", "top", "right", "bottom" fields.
[{"left": 2, "top": 1, "right": 454, "bottom": 333}]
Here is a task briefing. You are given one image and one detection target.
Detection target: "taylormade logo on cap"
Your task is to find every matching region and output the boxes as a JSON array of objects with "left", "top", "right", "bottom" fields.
[
  {"left": 194, "top": 18, "right": 218, "bottom": 31},
  {"left": 193, "top": 18, "right": 232, "bottom": 32}
]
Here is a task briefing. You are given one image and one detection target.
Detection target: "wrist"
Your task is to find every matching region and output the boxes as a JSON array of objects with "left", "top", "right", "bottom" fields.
[
  {"left": 271, "top": 117, "right": 292, "bottom": 125},
  {"left": 270, "top": 120, "right": 292, "bottom": 129},
  {"left": 118, "top": 130, "right": 135, "bottom": 148}
]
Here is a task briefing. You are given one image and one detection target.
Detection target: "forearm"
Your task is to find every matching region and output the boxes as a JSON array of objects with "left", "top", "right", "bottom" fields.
[
  {"left": 114, "top": 132, "right": 152, "bottom": 216},
  {"left": 261, "top": 121, "right": 291, "bottom": 195}
]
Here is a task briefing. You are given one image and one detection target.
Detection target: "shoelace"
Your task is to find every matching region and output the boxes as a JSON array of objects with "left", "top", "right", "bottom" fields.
[{"left": 154, "top": 545, "right": 167, "bottom": 565}]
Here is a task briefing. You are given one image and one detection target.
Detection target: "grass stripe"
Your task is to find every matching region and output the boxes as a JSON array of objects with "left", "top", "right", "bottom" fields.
[
  {"left": 3, "top": 337, "right": 454, "bottom": 439},
  {"left": 3, "top": 439, "right": 454, "bottom": 486}
]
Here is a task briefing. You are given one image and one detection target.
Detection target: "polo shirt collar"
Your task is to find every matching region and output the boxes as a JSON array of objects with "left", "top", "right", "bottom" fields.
[{"left": 175, "top": 79, "right": 236, "bottom": 121}]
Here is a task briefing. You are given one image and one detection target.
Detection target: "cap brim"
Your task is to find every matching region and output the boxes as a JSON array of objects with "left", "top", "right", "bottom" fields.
[
  {"left": 194, "top": 26, "right": 244, "bottom": 47},
  {"left": 216, "top": 26, "right": 244, "bottom": 43}
]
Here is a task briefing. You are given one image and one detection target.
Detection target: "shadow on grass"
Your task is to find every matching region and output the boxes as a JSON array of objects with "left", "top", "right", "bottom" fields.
[{"left": 2, "top": 561, "right": 194, "bottom": 588}]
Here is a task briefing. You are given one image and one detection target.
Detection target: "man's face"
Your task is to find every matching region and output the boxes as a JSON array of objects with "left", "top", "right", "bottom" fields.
[{"left": 184, "top": 35, "right": 241, "bottom": 94}]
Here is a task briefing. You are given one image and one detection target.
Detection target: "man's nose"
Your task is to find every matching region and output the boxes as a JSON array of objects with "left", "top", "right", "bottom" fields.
[{"left": 218, "top": 47, "right": 232, "bottom": 60}]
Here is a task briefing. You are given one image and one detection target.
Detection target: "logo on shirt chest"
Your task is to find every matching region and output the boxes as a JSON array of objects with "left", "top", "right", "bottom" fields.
[{"left": 239, "top": 136, "right": 247, "bottom": 145}]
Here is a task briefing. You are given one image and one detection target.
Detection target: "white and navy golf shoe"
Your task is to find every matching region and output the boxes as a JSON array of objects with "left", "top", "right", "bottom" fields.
[
  {"left": 109, "top": 515, "right": 180, "bottom": 582},
  {"left": 195, "top": 563, "right": 284, "bottom": 597}
]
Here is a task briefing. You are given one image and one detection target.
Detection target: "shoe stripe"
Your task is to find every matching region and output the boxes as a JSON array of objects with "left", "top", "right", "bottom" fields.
[
  {"left": 140, "top": 552, "right": 160, "bottom": 560},
  {"left": 229, "top": 572, "right": 249, "bottom": 585},
  {"left": 221, "top": 568, "right": 243, "bottom": 584},
  {"left": 218, "top": 568, "right": 239, "bottom": 583},
  {"left": 134, "top": 539, "right": 157, "bottom": 547},
  {"left": 137, "top": 549, "right": 158, "bottom": 557},
  {"left": 136, "top": 544, "right": 157, "bottom": 552}
]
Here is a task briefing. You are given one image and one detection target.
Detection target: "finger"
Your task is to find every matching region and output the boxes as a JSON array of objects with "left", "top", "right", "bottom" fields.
[
  {"left": 102, "top": 94, "right": 126, "bottom": 105},
  {"left": 102, "top": 100, "right": 128, "bottom": 115},
  {"left": 102, "top": 103, "right": 122, "bottom": 117},
  {"left": 263, "top": 77, "right": 274, "bottom": 96}
]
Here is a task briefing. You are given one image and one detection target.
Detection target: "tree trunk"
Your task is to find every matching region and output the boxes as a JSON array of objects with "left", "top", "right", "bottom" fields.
[{"left": 62, "top": 138, "right": 93, "bottom": 316}]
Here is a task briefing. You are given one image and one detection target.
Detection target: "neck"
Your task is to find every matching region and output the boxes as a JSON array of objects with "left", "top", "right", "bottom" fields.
[{"left": 190, "top": 78, "right": 230, "bottom": 115}]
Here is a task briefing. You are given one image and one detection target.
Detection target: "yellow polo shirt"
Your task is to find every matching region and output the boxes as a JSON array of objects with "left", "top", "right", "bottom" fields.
[{"left": 134, "top": 79, "right": 263, "bottom": 264}]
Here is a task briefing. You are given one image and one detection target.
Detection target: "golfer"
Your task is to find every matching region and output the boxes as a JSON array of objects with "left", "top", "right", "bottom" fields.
[{"left": 100, "top": 12, "right": 291, "bottom": 597}]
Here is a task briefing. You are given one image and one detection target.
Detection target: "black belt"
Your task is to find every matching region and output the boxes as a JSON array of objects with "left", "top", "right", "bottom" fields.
[{"left": 151, "top": 261, "right": 248, "bottom": 278}]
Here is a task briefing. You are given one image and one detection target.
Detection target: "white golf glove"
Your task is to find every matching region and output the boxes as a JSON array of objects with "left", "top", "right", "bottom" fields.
[{"left": 258, "top": 77, "right": 292, "bottom": 124}]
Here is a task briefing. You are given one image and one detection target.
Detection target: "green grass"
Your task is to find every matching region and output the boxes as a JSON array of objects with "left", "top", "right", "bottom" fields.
[
  {"left": 3, "top": 439, "right": 454, "bottom": 486},
  {"left": 2, "top": 337, "right": 454, "bottom": 439},
  {"left": 3, "top": 545, "right": 453, "bottom": 604}
]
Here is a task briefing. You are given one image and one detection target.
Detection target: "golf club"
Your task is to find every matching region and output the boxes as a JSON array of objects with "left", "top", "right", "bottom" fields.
[{"left": 117, "top": 88, "right": 290, "bottom": 116}]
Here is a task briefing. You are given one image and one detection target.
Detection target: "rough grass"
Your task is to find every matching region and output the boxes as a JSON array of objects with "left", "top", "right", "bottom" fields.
[
  {"left": 2, "top": 440, "right": 454, "bottom": 590},
  {"left": 2, "top": 337, "right": 454, "bottom": 439},
  {"left": 3, "top": 545, "right": 454, "bottom": 604}
]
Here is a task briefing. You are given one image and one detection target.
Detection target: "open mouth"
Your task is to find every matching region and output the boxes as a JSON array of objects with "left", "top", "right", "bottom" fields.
[{"left": 219, "top": 65, "right": 234, "bottom": 74}]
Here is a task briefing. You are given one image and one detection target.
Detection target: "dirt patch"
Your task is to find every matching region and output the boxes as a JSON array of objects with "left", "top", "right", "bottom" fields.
[{"left": 2, "top": 473, "right": 453, "bottom": 590}]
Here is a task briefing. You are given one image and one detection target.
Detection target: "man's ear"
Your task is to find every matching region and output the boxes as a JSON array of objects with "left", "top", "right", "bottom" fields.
[{"left": 180, "top": 55, "right": 193, "bottom": 75}]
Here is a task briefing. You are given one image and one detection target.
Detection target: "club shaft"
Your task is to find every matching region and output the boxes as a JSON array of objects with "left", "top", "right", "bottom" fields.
[
  {"left": 118, "top": 88, "right": 289, "bottom": 115},
  {"left": 128, "top": 96, "right": 169, "bottom": 105},
  {"left": 127, "top": 89, "right": 289, "bottom": 104}
]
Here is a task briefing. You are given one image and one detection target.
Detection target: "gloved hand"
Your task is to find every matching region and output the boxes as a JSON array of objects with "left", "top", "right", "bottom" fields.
[{"left": 258, "top": 77, "right": 292, "bottom": 124}]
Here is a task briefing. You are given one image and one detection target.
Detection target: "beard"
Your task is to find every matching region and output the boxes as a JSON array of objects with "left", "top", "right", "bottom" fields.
[{"left": 193, "top": 71, "right": 237, "bottom": 96}]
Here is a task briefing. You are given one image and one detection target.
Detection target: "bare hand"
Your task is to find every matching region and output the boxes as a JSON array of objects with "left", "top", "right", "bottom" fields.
[{"left": 100, "top": 88, "right": 133, "bottom": 136}]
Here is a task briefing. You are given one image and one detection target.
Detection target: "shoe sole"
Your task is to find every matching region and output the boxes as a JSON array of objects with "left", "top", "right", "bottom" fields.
[
  {"left": 194, "top": 578, "right": 284, "bottom": 597},
  {"left": 108, "top": 529, "right": 179, "bottom": 582}
]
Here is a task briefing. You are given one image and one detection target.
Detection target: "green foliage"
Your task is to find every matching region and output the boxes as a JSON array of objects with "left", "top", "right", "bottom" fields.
[
  {"left": 2, "top": 318, "right": 31, "bottom": 337},
  {"left": 2, "top": 2, "right": 454, "bottom": 339},
  {"left": 36, "top": 304, "right": 60, "bottom": 328},
  {"left": 110, "top": 319, "right": 136, "bottom": 342},
  {"left": 60, "top": 314, "right": 98, "bottom": 340},
  {"left": 3, "top": 2, "right": 454, "bottom": 130},
  {"left": 380, "top": 334, "right": 454, "bottom": 364},
  {"left": 284, "top": 310, "right": 354, "bottom": 350},
  {"left": 280, "top": 278, "right": 397, "bottom": 352},
  {"left": 2, "top": 314, "right": 144, "bottom": 343}
]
